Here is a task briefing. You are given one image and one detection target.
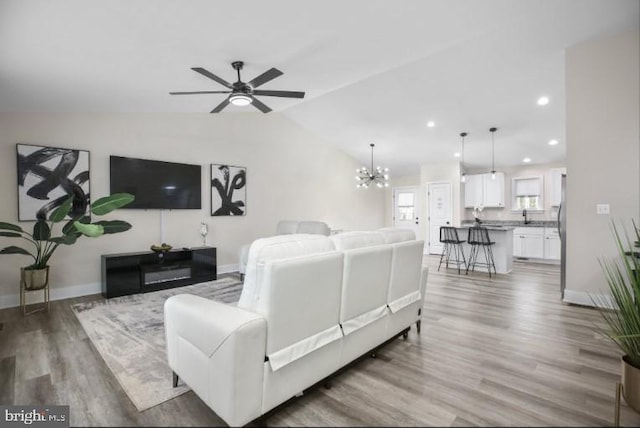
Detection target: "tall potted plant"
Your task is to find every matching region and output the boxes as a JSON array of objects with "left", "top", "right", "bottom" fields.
[
  {"left": 0, "top": 193, "right": 135, "bottom": 290},
  {"left": 593, "top": 219, "right": 640, "bottom": 414}
]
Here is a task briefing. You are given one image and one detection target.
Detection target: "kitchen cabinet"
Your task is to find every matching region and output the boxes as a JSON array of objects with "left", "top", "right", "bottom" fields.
[
  {"left": 513, "top": 227, "right": 544, "bottom": 259},
  {"left": 464, "top": 172, "right": 505, "bottom": 208},
  {"left": 550, "top": 168, "right": 566, "bottom": 207},
  {"left": 544, "top": 227, "right": 561, "bottom": 260}
]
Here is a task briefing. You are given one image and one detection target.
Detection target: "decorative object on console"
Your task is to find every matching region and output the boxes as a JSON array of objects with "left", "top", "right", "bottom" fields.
[
  {"left": 211, "top": 164, "right": 246, "bottom": 216},
  {"left": 489, "top": 127, "right": 498, "bottom": 180},
  {"left": 169, "top": 60, "right": 305, "bottom": 113},
  {"left": 150, "top": 243, "right": 173, "bottom": 253},
  {"left": 355, "top": 143, "right": 389, "bottom": 188},
  {"left": 592, "top": 220, "right": 640, "bottom": 423},
  {"left": 200, "top": 222, "right": 209, "bottom": 245},
  {"left": 16, "top": 143, "right": 90, "bottom": 221},
  {"left": 460, "top": 132, "right": 467, "bottom": 183}
]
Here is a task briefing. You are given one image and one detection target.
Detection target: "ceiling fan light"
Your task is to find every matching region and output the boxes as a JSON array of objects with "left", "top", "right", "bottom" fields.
[{"left": 229, "top": 93, "right": 252, "bottom": 106}]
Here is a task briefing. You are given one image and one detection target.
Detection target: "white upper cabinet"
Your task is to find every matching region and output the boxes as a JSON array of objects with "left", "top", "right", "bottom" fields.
[
  {"left": 464, "top": 172, "right": 505, "bottom": 208},
  {"left": 550, "top": 168, "right": 566, "bottom": 207},
  {"left": 464, "top": 174, "right": 484, "bottom": 208},
  {"left": 483, "top": 172, "right": 505, "bottom": 207}
]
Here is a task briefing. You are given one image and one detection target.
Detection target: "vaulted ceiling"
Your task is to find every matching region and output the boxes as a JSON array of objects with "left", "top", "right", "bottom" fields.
[{"left": 1, "top": 0, "right": 638, "bottom": 175}]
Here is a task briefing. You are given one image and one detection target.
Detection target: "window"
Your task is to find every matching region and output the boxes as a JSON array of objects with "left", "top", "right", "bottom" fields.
[
  {"left": 397, "top": 192, "right": 415, "bottom": 220},
  {"left": 512, "top": 176, "right": 543, "bottom": 211}
]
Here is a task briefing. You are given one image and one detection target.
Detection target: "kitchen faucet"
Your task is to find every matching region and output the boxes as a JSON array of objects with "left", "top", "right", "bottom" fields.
[{"left": 523, "top": 209, "right": 531, "bottom": 224}]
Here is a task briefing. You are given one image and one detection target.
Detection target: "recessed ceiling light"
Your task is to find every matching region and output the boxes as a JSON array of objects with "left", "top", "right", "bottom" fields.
[
  {"left": 548, "top": 139, "right": 559, "bottom": 146},
  {"left": 453, "top": 152, "right": 461, "bottom": 158},
  {"left": 523, "top": 157, "right": 532, "bottom": 163},
  {"left": 537, "top": 96, "right": 550, "bottom": 106},
  {"left": 426, "top": 121, "right": 435, "bottom": 128}
]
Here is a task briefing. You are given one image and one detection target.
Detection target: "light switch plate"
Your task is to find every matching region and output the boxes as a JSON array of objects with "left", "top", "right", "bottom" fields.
[{"left": 597, "top": 203, "right": 610, "bottom": 215}]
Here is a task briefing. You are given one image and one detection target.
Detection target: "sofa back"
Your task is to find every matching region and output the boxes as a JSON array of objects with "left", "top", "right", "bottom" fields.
[
  {"left": 237, "top": 234, "right": 335, "bottom": 310},
  {"left": 240, "top": 229, "right": 424, "bottom": 370}
]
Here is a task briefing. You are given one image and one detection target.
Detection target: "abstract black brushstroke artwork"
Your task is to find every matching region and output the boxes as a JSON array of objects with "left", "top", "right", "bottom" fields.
[
  {"left": 211, "top": 164, "right": 246, "bottom": 216},
  {"left": 16, "top": 144, "right": 90, "bottom": 221}
]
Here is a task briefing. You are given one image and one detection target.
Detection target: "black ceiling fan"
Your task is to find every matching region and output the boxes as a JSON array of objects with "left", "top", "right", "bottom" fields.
[{"left": 170, "top": 61, "right": 305, "bottom": 113}]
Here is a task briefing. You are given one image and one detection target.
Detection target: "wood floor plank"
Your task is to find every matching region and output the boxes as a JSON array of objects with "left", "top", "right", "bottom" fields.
[{"left": 2, "top": 262, "right": 640, "bottom": 426}]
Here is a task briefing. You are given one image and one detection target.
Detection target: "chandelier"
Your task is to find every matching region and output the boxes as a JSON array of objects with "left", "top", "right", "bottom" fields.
[{"left": 356, "top": 143, "right": 389, "bottom": 188}]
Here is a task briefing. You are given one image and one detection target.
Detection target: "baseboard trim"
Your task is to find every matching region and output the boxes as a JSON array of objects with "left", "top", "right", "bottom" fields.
[
  {"left": 563, "top": 289, "right": 614, "bottom": 309},
  {"left": 0, "top": 263, "right": 240, "bottom": 310}
]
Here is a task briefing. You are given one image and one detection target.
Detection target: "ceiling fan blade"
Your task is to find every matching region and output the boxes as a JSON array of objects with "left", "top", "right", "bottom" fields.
[
  {"left": 252, "top": 90, "right": 305, "bottom": 99},
  {"left": 211, "top": 98, "right": 230, "bottom": 113},
  {"left": 169, "top": 91, "right": 231, "bottom": 95},
  {"left": 192, "top": 67, "right": 233, "bottom": 89},
  {"left": 250, "top": 96, "right": 272, "bottom": 113},
  {"left": 248, "top": 68, "right": 283, "bottom": 88}
]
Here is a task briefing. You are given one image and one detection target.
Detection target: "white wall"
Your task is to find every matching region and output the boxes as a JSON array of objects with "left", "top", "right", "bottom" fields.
[
  {"left": 0, "top": 112, "right": 385, "bottom": 308},
  {"left": 564, "top": 29, "right": 640, "bottom": 306}
]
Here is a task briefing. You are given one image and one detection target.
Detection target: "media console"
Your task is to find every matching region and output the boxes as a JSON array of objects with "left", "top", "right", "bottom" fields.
[{"left": 101, "top": 247, "right": 217, "bottom": 298}]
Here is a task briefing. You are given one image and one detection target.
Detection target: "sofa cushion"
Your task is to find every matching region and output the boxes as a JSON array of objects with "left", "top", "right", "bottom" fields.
[
  {"left": 238, "top": 234, "right": 335, "bottom": 311},
  {"left": 339, "top": 245, "right": 392, "bottom": 335},
  {"left": 329, "top": 231, "right": 384, "bottom": 250},
  {"left": 377, "top": 227, "right": 416, "bottom": 243},
  {"left": 297, "top": 221, "right": 330, "bottom": 236},
  {"left": 387, "top": 240, "right": 425, "bottom": 312},
  {"left": 258, "top": 251, "right": 344, "bottom": 370},
  {"left": 275, "top": 220, "right": 299, "bottom": 235}
]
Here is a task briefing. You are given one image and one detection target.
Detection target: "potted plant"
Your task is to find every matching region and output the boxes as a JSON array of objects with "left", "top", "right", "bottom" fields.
[
  {"left": 0, "top": 193, "right": 135, "bottom": 290},
  {"left": 593, "top": 219, "right": 640, "bottom": 414}
]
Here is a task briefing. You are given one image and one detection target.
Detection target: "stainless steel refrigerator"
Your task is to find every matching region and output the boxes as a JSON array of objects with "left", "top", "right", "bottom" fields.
[{"left": 559, "top": 173, "right": 567, "bottom": 299}]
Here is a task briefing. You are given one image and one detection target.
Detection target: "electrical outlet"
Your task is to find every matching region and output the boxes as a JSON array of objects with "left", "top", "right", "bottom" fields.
[{"left": 596, "top": 204, "right": 610, "bottom": 215}]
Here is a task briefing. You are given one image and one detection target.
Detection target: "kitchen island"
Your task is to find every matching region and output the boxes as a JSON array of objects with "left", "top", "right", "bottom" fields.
[{"left": 456, "top": 225, "right": 514, "bottom": 274}]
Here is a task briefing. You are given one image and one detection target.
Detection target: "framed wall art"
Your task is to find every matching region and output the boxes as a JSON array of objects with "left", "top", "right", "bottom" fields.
[
  {"left": 210, "top": 164, "right": 246, "bottom": 216},
  {"left": 16, "top": 143, "right": 90, "bottom": 221}
]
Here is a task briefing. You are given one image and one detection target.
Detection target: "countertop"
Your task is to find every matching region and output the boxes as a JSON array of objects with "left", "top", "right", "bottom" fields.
[{"left": 461, "top": 220, "right": 558, "bottom": 228}]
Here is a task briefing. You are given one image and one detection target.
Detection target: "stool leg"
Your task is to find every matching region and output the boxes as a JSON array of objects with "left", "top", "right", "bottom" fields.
[{"left": 438, "top": 243, "right": 447, "bottom": 271}]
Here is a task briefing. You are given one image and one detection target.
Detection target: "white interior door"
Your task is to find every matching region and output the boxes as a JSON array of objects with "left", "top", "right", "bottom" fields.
[
  {"left": 393, "top": 187, "right": 420, "bottom": 238},
  {"left": 427, "top": 181, "right": 452, "bottom": 255}
]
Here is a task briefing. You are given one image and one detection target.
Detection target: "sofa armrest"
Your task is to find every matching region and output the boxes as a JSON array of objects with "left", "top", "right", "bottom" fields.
[{"left": 164, "top": 294, "right": 267, "bottom": 427}]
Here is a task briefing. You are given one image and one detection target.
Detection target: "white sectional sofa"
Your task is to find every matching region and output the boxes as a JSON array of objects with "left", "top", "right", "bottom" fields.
[{"left": 164, "top": 228, "right": 427, "bottom": 427}]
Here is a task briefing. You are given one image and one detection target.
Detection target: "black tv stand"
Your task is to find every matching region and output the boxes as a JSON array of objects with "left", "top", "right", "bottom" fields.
[{"left": 101, "top": 247, "right": 217, "bottom": 298}]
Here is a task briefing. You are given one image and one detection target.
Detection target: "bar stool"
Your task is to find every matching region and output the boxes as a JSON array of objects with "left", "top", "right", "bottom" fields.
[
  {"left": 438, "top": 226, "right": 467, "bottom": 274},
  {"left": 466, "top": 226, "right": 497, "bottom": 278}
]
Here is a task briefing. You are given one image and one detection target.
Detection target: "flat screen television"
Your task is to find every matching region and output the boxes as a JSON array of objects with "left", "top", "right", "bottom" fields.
[{"left": 109, "top": 156, "right": 201, "bottom": 209}]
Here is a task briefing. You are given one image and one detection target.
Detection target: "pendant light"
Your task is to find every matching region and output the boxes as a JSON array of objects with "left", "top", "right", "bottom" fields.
[
  {"left": 460, "top": 132, "right": 467, "bottom": 183},
  {"left": 489, "top": 127, "right": 497, "bottom": 180},
  {"left": 355, "top": 143, "right": 389, "bottom": 188}
]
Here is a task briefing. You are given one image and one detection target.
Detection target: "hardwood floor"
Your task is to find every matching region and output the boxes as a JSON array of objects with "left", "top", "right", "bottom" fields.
[{"left": 1, "top": 259, "right": 639, "bottom": 427}]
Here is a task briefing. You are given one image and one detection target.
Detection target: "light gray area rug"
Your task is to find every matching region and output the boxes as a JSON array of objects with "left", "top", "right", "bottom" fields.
[{"left": 71, "top": 277, "right": 243, "bottom": 411}]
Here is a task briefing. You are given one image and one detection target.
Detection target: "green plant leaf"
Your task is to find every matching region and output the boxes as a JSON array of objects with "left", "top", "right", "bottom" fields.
[
  {"left": 73, "top": 221, "right": 104, "bottom": 238},
  {"left": 50, "top": 234, "right": 79, "bottom": 245},
  {"left": 32, "top": 220, "right": 51, "bottom": 241},
  {"left": 49, "top": 196, "right": 73, "bottom": 222},
  {"left": 62, "top": 215, "right": 89, "bottom": 235},
  {"left": 0, "top": 232, "right": 21, "bottom": 237},
  {"left": 0, "top": 246, "right": 32, "bottom": 256},
  {"left": 93, "top": 220, "right": 132, "bottom": 234},
  {"left": 91, "top": 193, "right": 135, "bottom": 216},
  {"left": 0, "top": 222, "right": 23, "bottom": 233}
]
